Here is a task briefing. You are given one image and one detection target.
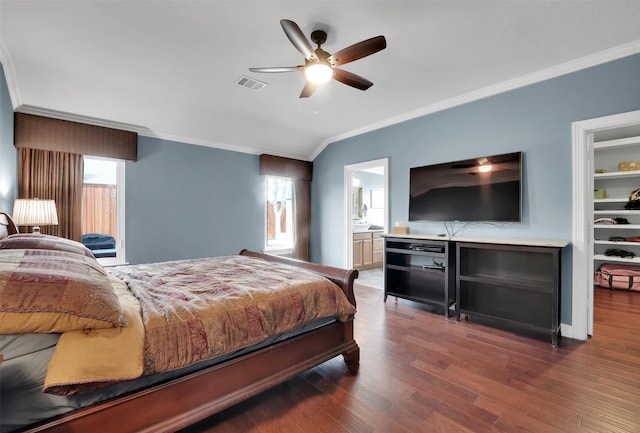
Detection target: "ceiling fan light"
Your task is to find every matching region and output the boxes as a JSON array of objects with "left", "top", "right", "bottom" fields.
[{"left": 305, "top": 63, "right": 333, "bottom": 84}]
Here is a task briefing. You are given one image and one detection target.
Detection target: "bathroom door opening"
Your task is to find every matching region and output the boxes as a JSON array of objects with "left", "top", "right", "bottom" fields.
[{"left": 344, "top": 158, "right": 389, "bottom": 270}]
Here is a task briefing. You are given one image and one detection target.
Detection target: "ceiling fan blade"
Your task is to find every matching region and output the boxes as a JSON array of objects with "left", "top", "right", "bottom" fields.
[
  {"left": 249, "top": 66, "right": 302, "bottom": 73},
  {"left": 333, "top": 69, "right": 373, "bottom": 91},
  {"left": 280, "top": 19, "right": 317, "bottom": 61},
  {"left": 329, "top": 36, "right": 386, "bottom": 66},
  {"left": 299, "top": 81, "right": 319, "bottom": 98}
]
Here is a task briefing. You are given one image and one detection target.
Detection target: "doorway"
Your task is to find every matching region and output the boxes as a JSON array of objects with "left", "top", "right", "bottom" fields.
[
  {"left": 344, "top": 158, "right": 389, "bottom": 271},
  {"left": 571, "top": 109, "right": 640, "bottom": 340}
]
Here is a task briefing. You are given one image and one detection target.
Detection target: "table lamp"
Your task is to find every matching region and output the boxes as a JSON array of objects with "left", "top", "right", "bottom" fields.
[{"left": 12, "top": 199, "right": 59, "bottom": 233}]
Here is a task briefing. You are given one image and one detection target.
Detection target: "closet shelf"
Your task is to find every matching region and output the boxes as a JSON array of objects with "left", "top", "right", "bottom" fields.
[
  {"left": 594, "top": 198, "right": 631, "bottom": 204},
  {"left": 593, "top": 210, "right": 640, "bottom": 215},
  {"left": 593, "top": 224, "right": 640, "bottom": 230},
  {"left": 594, "top": 171, "right": 640, "bottom": 180},
  {"left": 594, "top": 254, "right": 640, "bottom": 264},
  {"left": 594, "top": 136, "right": 640, "bottom": 150},
  {"left": 594, "top": 240, "right": 640, "bottom": 247}
]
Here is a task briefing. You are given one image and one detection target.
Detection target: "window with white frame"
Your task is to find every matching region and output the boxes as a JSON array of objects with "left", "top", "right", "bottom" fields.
[
  {"left": 265, "top": 176, "right": 294, "bottom": 252},
  {"left": 82, "top": 156, "right": 126, "bottom": 265}
]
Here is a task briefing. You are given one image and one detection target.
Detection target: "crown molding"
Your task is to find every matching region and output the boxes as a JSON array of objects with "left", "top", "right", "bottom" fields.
[
  {"left": 14, "top": 104, "right": 312, "bottom": 160},
  {"left": 7, "top": 38, "right": 639, "bottom": 163},
  {"left": 308, "top": 38, "right": 640, "bottom": 161},
  {"left": 15, "top": 104, "right": 150, "bottom": 134},
  {"left": 138, "top": 129, "right": 260, "bottom": 156},
  {"left": 0, "top": 41, "right": 22, "bottom": 109},
  {"left": 137, "top": 131, "right": 313, "bottom": 161}
]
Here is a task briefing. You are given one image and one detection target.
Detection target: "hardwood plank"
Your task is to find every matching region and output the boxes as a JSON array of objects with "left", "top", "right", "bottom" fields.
[
  {"left": 180, "top": 284, "right": 640, "bottom": 433},
  {"left": 579, "top": 413, "right": 639, "bottom": 433}
]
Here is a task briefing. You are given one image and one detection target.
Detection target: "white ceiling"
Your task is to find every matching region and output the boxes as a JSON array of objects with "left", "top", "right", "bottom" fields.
[{"left": 1, "top": 1, "right": 640, "bottom": 161}]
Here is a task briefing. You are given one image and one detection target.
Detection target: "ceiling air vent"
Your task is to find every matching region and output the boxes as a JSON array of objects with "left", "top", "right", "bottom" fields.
[{"left": 236, "top": 75, "right": 267, "bottom": 92}]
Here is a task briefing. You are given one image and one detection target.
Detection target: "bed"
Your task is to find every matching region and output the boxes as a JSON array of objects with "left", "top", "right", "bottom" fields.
[{"left": 0, "top": 227, "right": 359, "bottom": 433}]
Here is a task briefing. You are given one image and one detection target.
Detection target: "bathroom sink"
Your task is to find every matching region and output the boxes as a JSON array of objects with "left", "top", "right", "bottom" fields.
[{"left": 352, "top": 222, "right": 371, "bottom": 230}]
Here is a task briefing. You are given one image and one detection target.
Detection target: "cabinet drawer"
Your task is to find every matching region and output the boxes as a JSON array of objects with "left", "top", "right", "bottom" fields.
[
  {"left": 372, "top": 238, "right": 384, "bottom": 251},
  {"left": 373, "top": 250, "right": 383, "bottom": 264},
  {"left": 353, "top": 232, "right": 372, "bottom": 241}
]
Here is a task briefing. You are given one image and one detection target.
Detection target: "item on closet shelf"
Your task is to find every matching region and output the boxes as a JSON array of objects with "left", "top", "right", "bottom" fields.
[
  {"left": 595, "top": 263, "right": 640, "bottom": 291},
  {"left": 625, "top": 237, "right": 640, "bottom": 243},
  {"left": 624, "top": 187, "right": 640, "bottom": 210},
  {"left": 604, "top": 248, "right": 636, "bottom": 259},
  {"left": 618, "top": 161, "right": 640, "bottom": 171},
  {"left": 608, "top": 236, "right": 627, "bottom": 242},
  {"left": 614, "top": 217, "right": 630, "bottom": 224},
  {"left": 594, "top": 217, "right": 617, "bottom": 225},
  {"left": 594, "top": 188, "right": 608, "bottom": 199}
]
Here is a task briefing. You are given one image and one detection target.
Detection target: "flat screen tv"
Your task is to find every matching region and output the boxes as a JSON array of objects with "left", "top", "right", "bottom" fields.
[{"left": 409, "top": 151, "right": 522, "bottom": 222}]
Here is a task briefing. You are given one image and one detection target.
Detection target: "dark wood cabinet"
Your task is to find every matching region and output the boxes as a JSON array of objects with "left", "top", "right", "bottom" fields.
[
  {"left": 456, "top": 241, "right": 564, "bottom": 347},
  {"left": 384, "top": 237, "right": 455, "bottom": 317},
  {"left": 382, "top": 234, "right": 567, "bottom": 346}
]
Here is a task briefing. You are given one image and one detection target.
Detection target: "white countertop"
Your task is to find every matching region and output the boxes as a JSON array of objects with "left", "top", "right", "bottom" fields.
[{"left": 381, "top": 233, "right": 569, "bottom": 248}]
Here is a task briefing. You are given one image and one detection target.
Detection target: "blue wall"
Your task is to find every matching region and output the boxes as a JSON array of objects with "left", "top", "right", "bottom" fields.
[
  {"left": 125, "top": 136, "right": 265, "bottom": 264},
  {"left": 0, "top": 64, "right": 267, "bottom": 263},
  {"left": 0, "top": 64, "right": 16, "bottom": 213},
  {"left": 311, "top": 53, "right": 640, "bottom": 325},
  {"left": 3, "top": 54, "right": 640, "bottom": 325}
]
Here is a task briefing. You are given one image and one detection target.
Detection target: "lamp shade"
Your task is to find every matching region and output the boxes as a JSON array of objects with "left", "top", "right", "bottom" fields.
[{"left": 13, "top": 199, "right": 59, "bottom": 233}]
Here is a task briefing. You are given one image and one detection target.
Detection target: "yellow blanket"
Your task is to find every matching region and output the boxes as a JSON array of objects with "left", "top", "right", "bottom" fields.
[{"left": 43, "top": 275, "right": 145, "bottom": 395}]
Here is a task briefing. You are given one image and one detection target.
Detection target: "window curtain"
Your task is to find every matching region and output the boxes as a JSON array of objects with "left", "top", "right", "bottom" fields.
[
  {"left": 293, "top": 179, "right": 311, "bottom": 261},
  {"left": 259, "top": 154, "right": 313, "bottom": 261},
  {"left": 18, "top": 148, "right": 84, "bottom": 241},
  {"left": 14, "top": 113, "right": 137, "bottom": 242}
]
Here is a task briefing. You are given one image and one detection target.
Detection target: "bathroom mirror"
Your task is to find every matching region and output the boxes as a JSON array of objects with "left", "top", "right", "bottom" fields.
[{"left": 352, "top": 187, "right": 363, "bottom": 218}]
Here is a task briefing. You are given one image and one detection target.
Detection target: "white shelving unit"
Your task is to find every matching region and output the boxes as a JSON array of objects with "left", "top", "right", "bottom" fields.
[{"left": 592, "top": 135, "right": 640, "bottom": 274}]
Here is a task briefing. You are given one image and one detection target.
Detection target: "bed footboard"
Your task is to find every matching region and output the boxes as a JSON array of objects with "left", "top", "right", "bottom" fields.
[{"left": 239, "top": 249, "right": 359, "bottom": 307}]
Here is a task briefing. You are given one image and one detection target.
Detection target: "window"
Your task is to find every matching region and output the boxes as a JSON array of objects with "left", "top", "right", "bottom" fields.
[
  {"left": 82, "top": 156, "right": 126, "bottom": 265},
  {"left": 265, "top": 176, "right": 294, "bottom": 253}
]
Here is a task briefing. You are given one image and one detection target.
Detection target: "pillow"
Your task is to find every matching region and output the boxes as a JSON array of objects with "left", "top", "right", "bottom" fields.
[
  {"left": 0, "top": 233, "right": 96, "bottom": 258},
  {"left": 0, "top": 248, "right": 127, "bottom": 333},
  {"left": 82, "top": 233, "right": 116, "bottom": 250}
]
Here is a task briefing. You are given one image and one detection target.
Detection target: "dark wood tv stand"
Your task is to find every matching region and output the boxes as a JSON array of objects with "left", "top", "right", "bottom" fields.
[
  {"left": 383, "top": 234, "right": 568, "bottom": 346},
  {"left": 383, "top": 236, "right": 455, "bottom": 317}
]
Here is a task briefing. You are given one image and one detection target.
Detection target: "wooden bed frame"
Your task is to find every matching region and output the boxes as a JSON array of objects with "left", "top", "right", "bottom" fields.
[
  {"left": 17, "top": 249, "right": 360, "bottom": 433},
  {"left": 0, "top": 212, "right": 19, "bottom": 239}
]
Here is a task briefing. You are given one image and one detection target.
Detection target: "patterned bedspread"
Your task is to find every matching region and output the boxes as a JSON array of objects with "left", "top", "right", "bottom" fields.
[{"left": 107, "top": 255, "right": 356, "bottom": 375}]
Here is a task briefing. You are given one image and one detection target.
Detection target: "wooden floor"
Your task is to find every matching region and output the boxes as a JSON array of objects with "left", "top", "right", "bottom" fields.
[{"left": 180, "top": 284, "right": 640, "bottom": 433}]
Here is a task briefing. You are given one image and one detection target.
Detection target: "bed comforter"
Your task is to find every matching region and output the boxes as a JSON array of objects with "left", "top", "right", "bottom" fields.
[{"left": 43, "top": 254, "right": 356, "bottom": 395}]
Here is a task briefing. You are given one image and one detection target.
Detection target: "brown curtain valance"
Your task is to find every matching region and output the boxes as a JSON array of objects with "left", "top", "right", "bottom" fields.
[
  {"left": 259, "top": 154, "right": 312, "bottom": 181},
  {"left": 15, "top": 113, "right": 137, "bottom": 161}
]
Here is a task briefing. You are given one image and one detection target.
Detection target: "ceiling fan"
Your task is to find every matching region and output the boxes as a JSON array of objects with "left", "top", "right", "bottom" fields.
[{"left": 249, "top": 19, "right": 386, "bottom": 98}]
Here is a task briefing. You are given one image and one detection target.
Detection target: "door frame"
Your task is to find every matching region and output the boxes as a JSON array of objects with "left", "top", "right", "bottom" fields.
[
  {"left": 343, "top": 158, "right": 389, "bottom": 269},
  {"left": 571, "top": 109, "right": 640, "bottom": 340}
]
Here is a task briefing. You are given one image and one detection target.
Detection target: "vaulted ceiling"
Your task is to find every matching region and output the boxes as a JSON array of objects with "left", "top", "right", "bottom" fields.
[{"left": 1, "top": 1, "right": 639, "bottom": 160}]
